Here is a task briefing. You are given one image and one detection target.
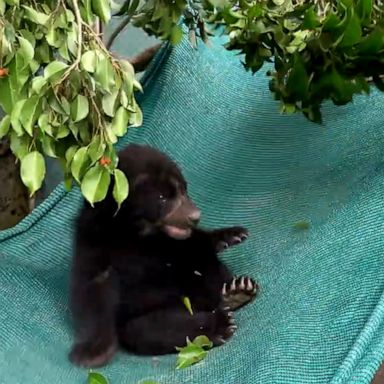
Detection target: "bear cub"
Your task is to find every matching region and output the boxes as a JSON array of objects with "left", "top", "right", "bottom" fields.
[{"left": 69, "top": 144, "right": 258, "bottom": 368}]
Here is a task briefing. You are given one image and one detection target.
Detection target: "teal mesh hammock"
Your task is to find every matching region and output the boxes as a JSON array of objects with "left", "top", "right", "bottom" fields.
[{"left": 1, "top": 32, "right": 384, "bottom": 384}]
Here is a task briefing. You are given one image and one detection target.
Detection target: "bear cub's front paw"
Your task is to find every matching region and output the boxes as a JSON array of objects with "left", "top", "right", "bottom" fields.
[
  {"left": 215, "top": 227, "right": 249, "bottom": 252},
  {"left": 222, "top": 276, "right": 258, "bottom": 311}
]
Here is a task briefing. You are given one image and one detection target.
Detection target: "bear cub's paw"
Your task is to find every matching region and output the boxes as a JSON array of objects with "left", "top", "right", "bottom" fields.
[
  {"left": 215, "top": 227, "right": 249, "bottom": 252},
  {"left": 210, "top": 309, "right": 238, "bottom": 346},
  {"left": 222, "top": 276, "right": 258, "bottom": 311},
  {"left": 69, "top": 340, "right": 117, "bottom": 368}
]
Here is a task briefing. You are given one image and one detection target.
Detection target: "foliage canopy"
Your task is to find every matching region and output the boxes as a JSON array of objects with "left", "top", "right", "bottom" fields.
[{"left": 0, "top": 0, "right": 383, "bottom": 204}]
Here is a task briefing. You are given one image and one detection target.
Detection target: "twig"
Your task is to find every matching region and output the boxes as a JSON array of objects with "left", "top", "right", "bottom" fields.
[
  {"left": 82, "top": 21, "right": 113, "bottom": 59},
  {"left": 106, "top": 15, "right": 132, "bottom": 50},
  {"left": 60, "top": 0, "right": 82, "bottom": 82}
]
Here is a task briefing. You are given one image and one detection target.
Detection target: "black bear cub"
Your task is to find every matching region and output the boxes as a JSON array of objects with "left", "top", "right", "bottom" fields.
[{"left": 69, "top": 144, "right": 258, "bottom": 368}]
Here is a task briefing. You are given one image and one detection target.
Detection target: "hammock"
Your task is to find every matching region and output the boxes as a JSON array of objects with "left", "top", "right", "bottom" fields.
[{"left": 1, "top": 32, "right": 384, "bottom": 384}]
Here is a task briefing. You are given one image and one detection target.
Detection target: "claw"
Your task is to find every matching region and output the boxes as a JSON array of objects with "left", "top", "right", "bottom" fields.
[
  {"left": 222, "top": 306, "right": 230, "bottom": 311},
  {"left": 228, "top": 325, "right": 237, "bottom": 333},
  {"left": 230, "top": 278, "right": 237, "bottom": 291},
  {"left": 246, "top": 277, "right": 253, "bottom": 291},
  {"left": 228, "top": 318, "right": 236, "bottom": 324},
  {"left": 222, "top": 283, "right": 227, "bottom": 296},
  {"left": 240, "top": 233, "right": 248, "bottom": 240},
  {"left": 228, "top": 311, "right": 234, "bottom": 317},
  {"left": 233, "top": 236, "right": 242, "bottom": 244},
  {"left": 217, "top": 337, "right": 226, "bottom": 345},
  {"left": 239, "top": 276, "right": 245, "bottom": 290}
]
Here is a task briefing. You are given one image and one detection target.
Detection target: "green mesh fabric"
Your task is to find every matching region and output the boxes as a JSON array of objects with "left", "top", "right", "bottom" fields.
[{"left": 1, "top": 33, "right": 384, "bottom": 384}]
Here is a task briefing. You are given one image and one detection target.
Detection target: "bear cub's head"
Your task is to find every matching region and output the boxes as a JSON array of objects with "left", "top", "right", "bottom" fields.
[{"left": 115, "top": 144, "right": 201, "bottom": 240}]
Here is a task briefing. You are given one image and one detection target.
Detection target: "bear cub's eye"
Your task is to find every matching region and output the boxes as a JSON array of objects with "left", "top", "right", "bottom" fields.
[{"left": 159, "top": 194, "right": 167, "bottom": 204}]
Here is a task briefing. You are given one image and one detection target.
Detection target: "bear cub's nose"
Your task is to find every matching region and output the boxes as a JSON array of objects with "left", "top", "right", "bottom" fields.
[{"left": 188, "top": 209, "right": 201, "bottom": 226}]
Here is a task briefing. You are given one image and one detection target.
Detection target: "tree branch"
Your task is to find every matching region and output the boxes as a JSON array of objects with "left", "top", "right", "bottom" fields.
[{"left": 106, "top": 15, "right": 132, "bottom": 50}]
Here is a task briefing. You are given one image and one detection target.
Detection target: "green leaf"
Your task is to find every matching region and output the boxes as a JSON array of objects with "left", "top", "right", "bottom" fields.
[
  {"left": 302, "top": 6, "right": 321, "bottom": 29},
  {"left": 105, "top": 123, "right": 118, "bottom": 144},
  {"left": 67, "top": 28, "right": 78, "bottom": 56},
  {"left": 94, "top": 54, "right": 115, "bottom": 92},
  {"left": 119, "top": 59, "right": 135, "bottom": 89},
  {"left": 170, "top": 26, "right": 183, "bottom": 45},
  {"left": 38, "top": 113, "right": 54, "bottom": 137},
  {"left": 81, "top": 164, "right": 111, "bottom": 206},
  {"left": 44, "top": 61, "right": 68, "bottom": 82},
  {"left": 133, "top": 79, "right": 143, "bottom": 93},
  {"left": 129, "top": 103, "right": 143, "bottom": 128},
  {"left": 35, "top": 41, "right": 51, "bottom": 63},
  {"left": 357, "top": 0, "right": 372, "bottom": 23},
  {"left": 81, "top": 50, "right": 97, "bottom": 73},
  {"left": 0, "top": 76, "right": 13, "bottom": 114},
  {"left": 20, "top": 151, "right": 46, "bottom": 196},
  {"left": 358, "top": 28, "right": 384, "bottom": 54},
  {"left": 46, "top": 25, "right": 62, "bottom": 48},
  {"left": 193, "top": 335, "right": 213, "bottom": 349},
  {"left": 111, "top": 106, "right": 130, "bottom": 137},
  {"left": 71, "top": 146, "right": 90, "bottom": 183},
  {"left": 88, "top": 136, "right": 106, "bottom": 163},
  {"left": 19, "top": 29, "right": 36, "bottom": 48},
  {"left": 102, "top": 89, "right": 119, "bottom": 117},
  {"left": 182, "top": 296, "right": 194, "bottom": 315},
  {"left": 339, "top": 12, "right": 362, "bottom": 47},
  {"left": 65, "top": 145, "right": 79, "bottom": 165},
  {"left": 91, "top": 0, "right": 111, "bottom": 23},
  {"left": 286, "top": 55, "right": 309, "bottom": 100},
  {"left": 58, "top": 40, "right": 70, "bottom": 61},
  {"left": 31, "top": 77, "right": 47, "bottom": 95},
  {"left": 0, "top": 54, "right": 29, "bottom": 113},
  {"left": 175, "top": 337, "right": 211, "bottom": 369},
  {"left": 9, "top": 132, "right": 30, "bottom": 160},
  {"left": 140, "top": 381, "right": 160, "bottom": 384},
  {"left": 19, "top": 96, "right": 42, "bottom": 136},
  {"left": 41, "top": 135, "right": 57, "bottom": 158},
  {"left": 88, "top": 372, "right": 109, "bottom": 384},
  {"left": 64, "top": 172, "right": 73, "bottom": 191},
  {"left": 22, "top": 6, "right": 50, "bottom": 25},
  {"left": 48, "top": 94, "right": 67, "bottom": 115},
  {"left": 29, "top": 60, "right": 40, "bottom": 75},
  {"left": 0, "top": 114, "right": 11, "bottom": 139},
  {"left": 113, "top": 169, "right": 129, "bottom": 210},
  {"left": 56, "top": 125, "right": 70, "bottom": 139},
  {"left": 80, "top": 0, "right": 95, "bottom": 24},
  {"left": 17, "top": 36, "right": 35, "bottom": 69},
  {"left": 60, "top": 97, "right": 71, "bottom": 115},
  {"left": 70, "top": 94, "right": 89, "bottom": 122},
  {"left": 10, "top": 99, "right": 27, "bottom": 136}
]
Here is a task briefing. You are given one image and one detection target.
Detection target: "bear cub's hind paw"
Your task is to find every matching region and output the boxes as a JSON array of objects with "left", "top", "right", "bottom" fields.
[
  {"left": 69, "top": 340, "right": 117, "bottom": 368},
  {"left": 222, "top": 276, "right": 258, "bottom": 311},
  {"left": 211, "top": 309, "right": 238, "bottom": 346}
]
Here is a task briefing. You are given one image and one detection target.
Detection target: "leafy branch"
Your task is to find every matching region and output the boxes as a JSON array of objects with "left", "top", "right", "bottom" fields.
[
  {"left": 0, "top": 0, "right": 142, "bottom": 206},
  {"left": 115, "top": 0, "right": 384, "bottom": 123}
]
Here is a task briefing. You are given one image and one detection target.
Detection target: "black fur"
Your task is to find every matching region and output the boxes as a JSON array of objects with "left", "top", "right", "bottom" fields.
[{"left": 69, "top": 144, "right": 257, "bottom": 367}]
